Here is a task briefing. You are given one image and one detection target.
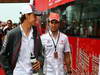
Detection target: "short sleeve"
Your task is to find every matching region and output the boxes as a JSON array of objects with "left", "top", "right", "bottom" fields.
[{"left": 64, "top": 36, "right": 70, "bottom": 52}]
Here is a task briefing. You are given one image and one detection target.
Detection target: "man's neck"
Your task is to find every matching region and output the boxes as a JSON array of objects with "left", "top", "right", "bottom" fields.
[
  {"left": 52, "top": 31, "right": 59, "bottom": 39},
  {"left": 22, "top": 22, "right": 31, "bottom": 36}
]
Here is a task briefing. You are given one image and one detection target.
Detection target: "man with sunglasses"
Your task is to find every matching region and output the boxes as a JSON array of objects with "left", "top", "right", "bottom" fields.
[{"left": 41, "top": 12, "right": 72, "bottom": 75}]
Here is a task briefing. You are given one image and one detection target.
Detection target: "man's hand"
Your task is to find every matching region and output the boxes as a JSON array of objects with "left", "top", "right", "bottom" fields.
[
  {"left": 32, "top": 60, "right": 41, "bottom": 71},
  {"left": 64, "top": 52, "right": 72, "bottom": 75},
  {"left": 67, "top": 67, "right": 72, "bottom": 75}
]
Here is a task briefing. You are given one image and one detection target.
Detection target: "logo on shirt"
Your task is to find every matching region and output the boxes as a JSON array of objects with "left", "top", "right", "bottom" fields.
[
  {"left": 47, "top": 40, "right": 50, "bottom": 43},
  {"left": 60, "top": 40, "right": 64, "bottom": 44},
  {"left": 47, "top": 45, "right": 52, "bottom": 47}
]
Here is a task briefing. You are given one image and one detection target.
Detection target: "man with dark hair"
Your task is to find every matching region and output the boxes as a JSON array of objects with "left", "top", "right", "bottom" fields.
[
  {"left": 0, "top": 4, "right": 44, "bottom": 75},
  {"left": 3, "top": 19, "right": 13, "bottom": 35},
  {"left": 41, "top": 12, "right": 72, "bottom": 75}
]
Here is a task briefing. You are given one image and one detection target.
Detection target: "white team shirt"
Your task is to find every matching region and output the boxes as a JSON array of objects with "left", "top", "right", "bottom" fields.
[
  {"left": 13, "top": 25, "right": 34, "bottom": 75},
  {"left": 41, "top": 31, "right": 70, "bottom": 75}
]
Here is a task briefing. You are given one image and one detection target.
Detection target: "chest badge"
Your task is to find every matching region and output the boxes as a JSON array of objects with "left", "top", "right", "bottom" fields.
[{"left": 54, "top": 51, "right": 58, "bottom": 59}]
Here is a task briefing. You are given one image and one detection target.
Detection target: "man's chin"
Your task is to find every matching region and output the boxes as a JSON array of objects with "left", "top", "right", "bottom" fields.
[{"left": 51, "top": 30, "right": 58, "bottom": 32}]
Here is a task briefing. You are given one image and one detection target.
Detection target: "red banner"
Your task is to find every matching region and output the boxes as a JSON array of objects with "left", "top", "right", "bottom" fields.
[
  {"left": 49, "top": 0, "right": 75, "bottom": 9},
  {"left": 35, "top": 0, "right": 75, "bottom": 11},
  {"left": 35, "top": 0, "right": 48, "bottom": 11}
]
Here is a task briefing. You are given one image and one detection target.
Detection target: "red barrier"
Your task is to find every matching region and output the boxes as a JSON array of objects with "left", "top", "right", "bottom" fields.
[
  {"left": 68, "top": 36, "right": 99, "bottom": 74},
  {"left": 68, "top": 36, "right": 77, "bottom": 69},
  {"left": 0, "top": 68, "right": 5, "bottom": 75},
  {"left": 78, "top": 38, "right": 100, "bottom": 54}
]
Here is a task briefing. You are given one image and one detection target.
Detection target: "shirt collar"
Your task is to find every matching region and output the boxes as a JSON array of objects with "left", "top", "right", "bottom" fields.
[
  {"left": 20, "top": 24, "right": 33, "bottom": 39},
  {"left": 48, "top": 30, "right": 60, "bottom": 37}
]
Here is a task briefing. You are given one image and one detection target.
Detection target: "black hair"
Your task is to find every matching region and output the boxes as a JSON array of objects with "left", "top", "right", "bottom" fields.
[
  {"left": 7, "top": 19, "right": 12, "bottom": 24},
  {"left": 20, "top": 13, "right": 31, "bottom": 24},
  {"left": 20, "top": 14, "right": 26, "bottom": 24}
]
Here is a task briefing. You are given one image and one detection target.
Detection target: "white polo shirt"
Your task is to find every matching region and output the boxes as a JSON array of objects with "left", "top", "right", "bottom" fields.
[
  {"left": 41, "top": 31, "right": 70, "bottom": 75},
  {"left": 13, "top": 25, "right": 34, "bottom": 75}
]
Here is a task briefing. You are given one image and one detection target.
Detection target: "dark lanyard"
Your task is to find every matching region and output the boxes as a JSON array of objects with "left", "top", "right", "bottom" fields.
[{"left": 48, "top": 31, "right": 60, "bottom": 52}]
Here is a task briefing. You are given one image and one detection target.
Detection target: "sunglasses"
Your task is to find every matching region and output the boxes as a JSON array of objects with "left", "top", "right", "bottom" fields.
[{"left": 49, "top": 20, "right": 59, "bottom": 24}]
